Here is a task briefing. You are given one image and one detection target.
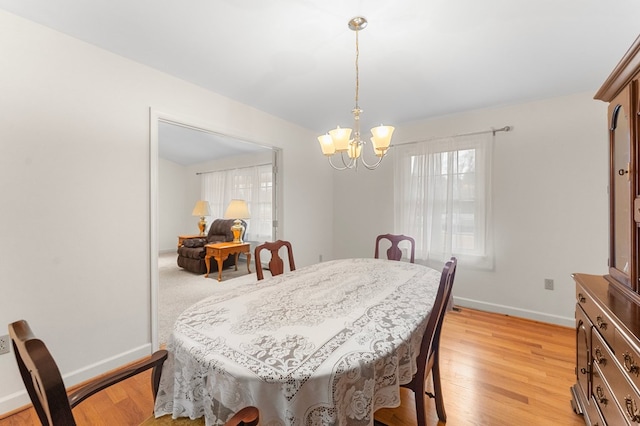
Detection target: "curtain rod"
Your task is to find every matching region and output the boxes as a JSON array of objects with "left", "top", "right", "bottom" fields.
[
  {"left": 392, "top": 125, "right": 511, "bottom": 147},
  {"left": 196, "top": 162, "right": 272, "bottom": 175}
]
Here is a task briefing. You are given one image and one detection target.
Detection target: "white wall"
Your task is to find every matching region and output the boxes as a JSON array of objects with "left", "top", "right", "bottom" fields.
[
  {"left": 332, "top": 158, "right": 395, "bottom": 259},
  {"left": 159, "top": 158, "right": 191, "bottom": 252},
  {"left": 333, "top": 92, "right": 610, "bottom": 326},
  {"left": 0, "top": 10, "right": 332, "bottom": 414}
]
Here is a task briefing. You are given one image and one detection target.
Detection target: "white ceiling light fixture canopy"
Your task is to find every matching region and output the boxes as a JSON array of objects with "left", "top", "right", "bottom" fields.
[{"left": 317, "top": 16, "right": 394, "bottom": 171}]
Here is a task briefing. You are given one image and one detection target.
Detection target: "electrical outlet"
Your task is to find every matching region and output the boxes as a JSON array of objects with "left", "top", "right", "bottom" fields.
[
  {"left": 544, "top": 278, "right": 554, "bottom": 291},
  {"left": 0, "top": 335, "right": 9, "bottom": 355}
]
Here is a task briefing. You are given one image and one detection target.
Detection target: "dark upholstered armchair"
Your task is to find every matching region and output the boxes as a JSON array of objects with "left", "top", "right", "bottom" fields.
[{"left": 177, "top": 218, "right": 246, "bottom": 274}]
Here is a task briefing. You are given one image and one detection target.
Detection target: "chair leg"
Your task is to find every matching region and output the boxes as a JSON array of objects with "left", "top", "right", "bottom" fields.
[
  {"left": 413, "top": 379, "right": 428, "bottom": 426},
  {"left": 151, "top": 364, "right": 163, "bottom": 401},
  {"left": 432, "top": 351, "right": 447, "bottom": 422}
]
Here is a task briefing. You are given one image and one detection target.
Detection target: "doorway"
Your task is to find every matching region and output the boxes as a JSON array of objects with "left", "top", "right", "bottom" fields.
[{"left": 149, "top": 109, "right": 281, "bottom": 349}]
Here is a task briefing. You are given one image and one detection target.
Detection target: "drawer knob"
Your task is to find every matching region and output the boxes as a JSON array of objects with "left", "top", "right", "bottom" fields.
[
  {"left": 596, "top": 316, "right": 607, "bottom": 330},
  {"left": 596, "top": 385, "right": 608, "bottom": 405},
  {"left": 625, "top": 396, "right": 640, "bottom": 422},
  {"left": 577, "top": 293, "right": 586, "bottom": 303},
  {"left": 594, "top": 347, "right": 607, "bottom": 365},
  {"left": 624, "top": 352, "right": 640, "bottom": 376}
]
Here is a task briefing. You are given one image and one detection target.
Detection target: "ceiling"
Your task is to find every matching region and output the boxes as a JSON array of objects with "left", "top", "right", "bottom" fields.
[
  {"left": 2, "top": 1, "right": 640, "bottom": 143},
  {"left": 158, "top": 121, "right": 270, "bottom": 166}
]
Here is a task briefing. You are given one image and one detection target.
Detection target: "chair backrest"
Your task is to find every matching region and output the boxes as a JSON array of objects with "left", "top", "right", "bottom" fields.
[
  {"left": 431, "top": 257, "right": 457, "bottom": 352},
  {"left": 374, "top": 234, "right": 415, "bottom": 263},
  {"left": 254, "top": 240, "right": 296, "bottom": 280},
  {"left": 413, "top": 257, "right": 457, "bottom": 381},
  {"left": 207, "top": 218, "right": 246, "bottom": 243},
  {"left": 9, "top": 320, "right": 77, "bottom": 425},
  {"left": 9, "top": 320, "right": 255, "bottom": 426}
]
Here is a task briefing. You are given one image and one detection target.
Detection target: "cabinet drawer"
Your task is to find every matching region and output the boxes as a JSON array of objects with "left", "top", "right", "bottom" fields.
[
  {"left": 592, "top": 331, "right": 628, "bottom": 424},
  {"left": 577, "top": 285, "right": 615, "bottom": 344},
  {"left": 616, "top": 328, "right": 640, "bottom": 394},
  {"left": 613, "top": 377, "right": 640, "bottom": 424},
  {"left": 593, "top": 330, "right": 640, "bottom": 424},
  {"left": 588, "top": 396, "right": 608, "bottom": 426},
  {"left": 592, "top": 362, "right": 629, "bottom": 425}
]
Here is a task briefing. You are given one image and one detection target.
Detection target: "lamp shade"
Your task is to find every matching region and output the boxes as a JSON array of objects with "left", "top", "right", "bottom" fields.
[
  {"left": 192, "top": 200, "right": 211, "bottom": 217},
  {"left": 317, "top": 134, "right": 336, "bottom": 156},
  {"left": 370, "top": 125, "right": 395, "bottom": 156},
  {"left": 224, "top": 199, "right": 251, "bottom": 219},
  {"left": 329, "top": 126, "right": 352, "bottom": 152},
  {"left": 348, "top": 142, "right": 362, "bottom": 159}
]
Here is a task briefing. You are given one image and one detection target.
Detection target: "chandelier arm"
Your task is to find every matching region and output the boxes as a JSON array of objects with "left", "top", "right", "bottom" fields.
[
  {"left": 339, "top": 151, "right": 356, "bottom": 168},
  {"left": 328, "top": 155, "right": 353, "bottom": 171},
  {"left": 359, "top": 151, "right": 386, "bottom": 170}
]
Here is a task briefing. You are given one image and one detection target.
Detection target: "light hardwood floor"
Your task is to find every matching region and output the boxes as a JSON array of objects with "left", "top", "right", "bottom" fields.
[{"left": 0, "top": 308, "right": 584, "bottom": 426}]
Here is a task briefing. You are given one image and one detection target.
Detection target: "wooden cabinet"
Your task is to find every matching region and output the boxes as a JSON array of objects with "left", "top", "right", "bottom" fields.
[
  {"left": 572, "top": 35, "right": 640, "bottom": 425},
  {"left": 596, "top": 36, "right": 640, "bottom": 291},
  {"left": 572, "top": 274, "right": 640, "bottom": 424}
]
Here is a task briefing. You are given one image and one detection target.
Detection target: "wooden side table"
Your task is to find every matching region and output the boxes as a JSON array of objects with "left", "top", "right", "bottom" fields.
[
  {"left": 177, "top": 234, "right": 202, "bottom": 248},
  {"left": 204, "top": 242, "right": 251, "bottom": 281}
]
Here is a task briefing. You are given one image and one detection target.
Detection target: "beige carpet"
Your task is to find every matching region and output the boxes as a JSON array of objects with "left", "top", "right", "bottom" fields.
[{"left": 158, "top": 252, "right": 258, "bottom": 345}]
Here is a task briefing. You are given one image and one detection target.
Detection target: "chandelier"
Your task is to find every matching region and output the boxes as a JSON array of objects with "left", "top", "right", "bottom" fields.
[{"left": 317, "top": 17, "right": 394, "bottom": 170}]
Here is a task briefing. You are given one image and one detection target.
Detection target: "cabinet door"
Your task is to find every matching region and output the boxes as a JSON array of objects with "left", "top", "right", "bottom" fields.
[
  {"left": 576, "top": 304, "right": 592, "bottom": 403},
  {"left": 609, "top": 86, "right": 634, "bottom": 288}
]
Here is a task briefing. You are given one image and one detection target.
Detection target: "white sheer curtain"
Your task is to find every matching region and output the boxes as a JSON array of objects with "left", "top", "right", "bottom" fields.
[
  {"left": 394, "top": 132, "right": 493, "bottom": 270},
  {"left": 200, "top": 164, "right": 273, "bottom": 242}
]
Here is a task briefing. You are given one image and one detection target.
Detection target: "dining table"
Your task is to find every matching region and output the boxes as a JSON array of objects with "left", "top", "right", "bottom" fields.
[{"left": 154, "top": 258, "right": 442, "bottom": 426}]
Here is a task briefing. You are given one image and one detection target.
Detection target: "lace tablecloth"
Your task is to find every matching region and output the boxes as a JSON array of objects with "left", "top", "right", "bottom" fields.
[{"left": 154, "top": 258, "right": 441, "bottom": 426}]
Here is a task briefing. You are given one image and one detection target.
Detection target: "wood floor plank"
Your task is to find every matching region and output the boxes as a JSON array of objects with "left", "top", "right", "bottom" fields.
[{"left": 0, "top": 308, "right": 584, "bottom": 426}]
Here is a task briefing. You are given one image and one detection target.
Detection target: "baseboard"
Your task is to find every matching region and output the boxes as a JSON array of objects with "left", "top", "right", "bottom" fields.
[
  {"left": 0, "top": 390, "right": 31, "bottom": 419},
  {"left": 0, "top": 343, "right": 152, "bottom": 416},
  {"left": 454, "top": 296, "right": 574, "bottom": 328}
]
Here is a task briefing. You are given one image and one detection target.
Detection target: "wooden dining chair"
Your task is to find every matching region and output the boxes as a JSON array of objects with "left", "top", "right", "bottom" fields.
[
  {"left": 8, "top": 320, "right": 259, "bottom": 426},
  {"left": 374, "top": 233, "right": 416, "bottom": 263},
  {"left": 255, "top": 239, "right": 296, "bottom": 280},
  {"left": 401, "top": 256, "right": 457, "bottom": 425}
]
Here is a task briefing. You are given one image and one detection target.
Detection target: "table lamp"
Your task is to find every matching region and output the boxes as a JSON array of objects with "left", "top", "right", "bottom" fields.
[
  {"left": 224, "top": 199, "right": 250, "bottom": 243},
  {"left": 192, "top": 200, "right": 211, "bottom": 236}
]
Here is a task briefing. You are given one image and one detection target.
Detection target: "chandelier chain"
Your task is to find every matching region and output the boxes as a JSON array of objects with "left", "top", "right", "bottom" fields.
[{"left": 355, "top": 28, "right": 360, "bottom": 109}]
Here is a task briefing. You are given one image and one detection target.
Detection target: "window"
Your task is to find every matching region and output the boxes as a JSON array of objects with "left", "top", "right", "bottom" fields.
[
  {"left": 200, "top": 164, "right": 273, "bottom": 242},
  {"left": 394, "top": 133, "right": 493, "bottom": 269}
]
